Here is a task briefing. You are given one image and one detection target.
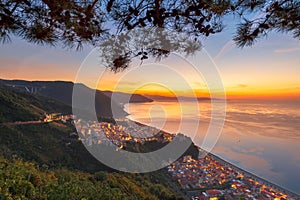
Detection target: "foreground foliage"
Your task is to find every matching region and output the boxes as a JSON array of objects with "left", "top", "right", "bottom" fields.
[{"left": 0, "top": 157, "right": 184, "bottom": 200}]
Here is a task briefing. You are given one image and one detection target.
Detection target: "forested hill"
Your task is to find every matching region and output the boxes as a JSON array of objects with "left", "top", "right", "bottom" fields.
[
  {"left": 0, "top": 84, "right": 71, "bottom": 122},
  {"left": 0, "top": 84, "right": 107, "bottom": 171},
  {"left": 0, "top": 79, "right": 127, "bottom": 118}
]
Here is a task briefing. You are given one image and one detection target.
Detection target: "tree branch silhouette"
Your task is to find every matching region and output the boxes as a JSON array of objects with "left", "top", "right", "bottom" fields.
[{"left": 0, "top": 0, "right": 299, "bottom": 69}]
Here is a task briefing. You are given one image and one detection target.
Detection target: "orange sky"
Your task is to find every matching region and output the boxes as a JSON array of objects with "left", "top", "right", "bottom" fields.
[{"left": 0, "top": 31, "right": 299, "bottom": 100}]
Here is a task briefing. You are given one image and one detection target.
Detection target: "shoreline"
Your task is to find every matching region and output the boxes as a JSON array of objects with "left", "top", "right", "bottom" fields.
[
  {"left": 208, "top": 152, "right": 300, "bottom": 198},
  {"left": 119, "top": 115, "right": 300, "bottom": 197}
]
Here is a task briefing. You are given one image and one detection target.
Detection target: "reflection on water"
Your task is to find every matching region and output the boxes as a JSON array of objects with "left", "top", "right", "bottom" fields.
[{"left": 124, "top": 99, "right": 300, "bottom": 194}]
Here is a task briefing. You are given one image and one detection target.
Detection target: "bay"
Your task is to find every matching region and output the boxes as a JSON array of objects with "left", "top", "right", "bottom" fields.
[{"left": 124, "top": 99, "right": 300, "bottom": 194}]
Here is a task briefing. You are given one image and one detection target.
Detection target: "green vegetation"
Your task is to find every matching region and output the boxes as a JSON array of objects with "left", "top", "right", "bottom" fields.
[{"left": 0, "top": 156, "right": 183, "bottom": 200}]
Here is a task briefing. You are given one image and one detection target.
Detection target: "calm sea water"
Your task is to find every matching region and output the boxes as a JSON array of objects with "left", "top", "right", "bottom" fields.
[{"left": 124, "top": 99, "right": 300, "bottom": 194}]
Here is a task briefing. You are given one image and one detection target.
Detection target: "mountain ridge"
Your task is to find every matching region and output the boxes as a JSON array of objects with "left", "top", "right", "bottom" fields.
[{"left": 0, "top": 79, "right": 127, "bottom": 118}]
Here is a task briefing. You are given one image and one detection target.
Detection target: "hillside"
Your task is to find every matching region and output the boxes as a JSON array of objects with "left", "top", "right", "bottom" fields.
[
  {"left": 0, "top": 79, "right": 127, "bottom": 118},
  {"left": 0, "top": 84, "right": 110, "bottom": 171},
  {"left": 0, "top": 156, "right": 185, "bottom": 200},
  {"left": 0, "top": 84, "right": 186, "bottom": 199},
  {"left": 0, "top": 84, "right": 71, "bottom": 123}
]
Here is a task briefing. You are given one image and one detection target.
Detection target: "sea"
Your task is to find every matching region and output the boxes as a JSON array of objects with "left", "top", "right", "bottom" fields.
[{"left": 124, "top": 99, "right": 300, "bottom": 194}]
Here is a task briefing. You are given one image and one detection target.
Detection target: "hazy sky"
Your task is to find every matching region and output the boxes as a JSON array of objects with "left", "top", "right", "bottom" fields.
[{"left": 0, "top": 16, "right": 299, "bottom": 100}]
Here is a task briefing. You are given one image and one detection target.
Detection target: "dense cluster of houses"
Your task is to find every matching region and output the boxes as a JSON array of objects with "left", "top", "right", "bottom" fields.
[
  {"left": 168, "top": 155, "right": 294, "bottom": 200},
  {"left": 74, "top": 119, "right": 174, "bottom": 149},
  {"left": 168, "top": 155, "right": 238, "bottom": 189}
]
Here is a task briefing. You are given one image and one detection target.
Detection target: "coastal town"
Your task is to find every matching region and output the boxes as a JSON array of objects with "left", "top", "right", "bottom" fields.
[
  {"left": 74, "top": 118, "right": 174, "bottom": 149},
  {"left": 168, "top": 155, "right": 298, "bottom": 199},
  {"left": 5, "top": 113, "right": 300, "bottom": 199},
  {"left": 73, "top": 118, "right": 299, "bottom": 200}
]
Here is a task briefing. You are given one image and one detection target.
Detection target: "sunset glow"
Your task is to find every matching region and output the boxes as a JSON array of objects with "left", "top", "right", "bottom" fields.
[{"left": 0, "top": 32, "right": 299, "bottom": 100}]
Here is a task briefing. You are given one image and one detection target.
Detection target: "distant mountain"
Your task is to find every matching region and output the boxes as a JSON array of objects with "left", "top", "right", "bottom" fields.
[
  {"left": 102, "top": 91, "right": 153, "bottom": 104},
  {"left": 145, "top": 95, "right": 211, "bottom": 102},
  {"left": 0, "top": 79, "right": 127, "bottom": 118}
]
